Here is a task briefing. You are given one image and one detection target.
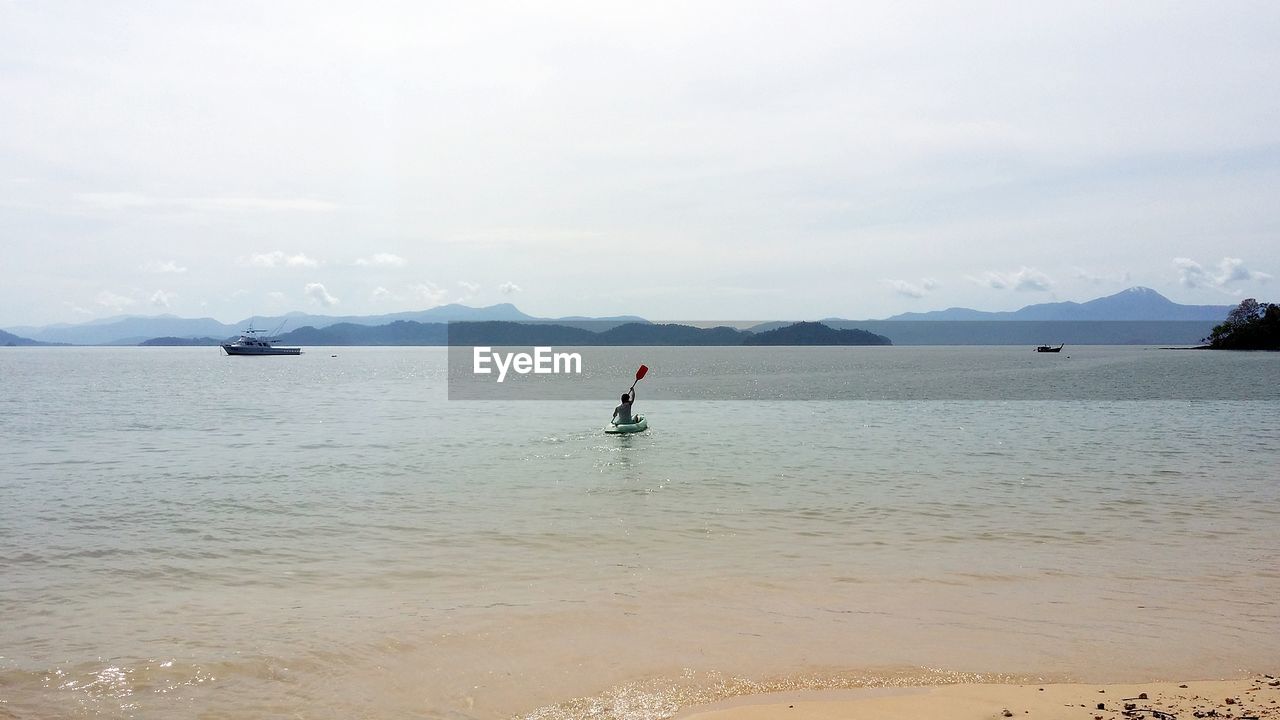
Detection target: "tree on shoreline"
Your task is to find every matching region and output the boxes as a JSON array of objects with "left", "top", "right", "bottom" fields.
[{"left": 1204, "top": 298, "right": 1280, "bottom": 350}]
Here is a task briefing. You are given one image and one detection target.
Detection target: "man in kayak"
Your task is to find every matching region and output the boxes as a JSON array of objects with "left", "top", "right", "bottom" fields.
[{"left": 612, "top": 389, "right": 635, "bottom": 425}]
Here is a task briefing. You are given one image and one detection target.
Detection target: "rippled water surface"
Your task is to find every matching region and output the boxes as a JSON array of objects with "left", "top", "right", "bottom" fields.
[{"left": 1, "top": 347, "right": 1277, "bottom": 719}]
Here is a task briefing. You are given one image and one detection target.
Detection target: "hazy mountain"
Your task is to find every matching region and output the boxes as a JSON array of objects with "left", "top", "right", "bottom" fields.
[
  {"left": 237, "top": 303, "right": 537, "bottom": 332},
  {"left": 138, "top": 336, "right": 225, "bottom": 346},
  {"left": 598, "top": 323, "right": 751, "bottom": 345},
  {"left": 9, "top": 315, "right": 236, "bottom": 345},
  {"left": 278, "top": 321, "right": 450, "bottom": 346},
  {"left": 263, "top": 320, "right": 880, "bottom": 346},
  {"left": 0, "top": 329, "right": 56, "bottom": 346},
  {"left": 885, "top": 287, "right": 1232, "bottom": 321},
  {"left": 825, "top": 320, "right": 1216, "bottom": 345},
  {"left": 6, "top": 288, "right": 1238, "bottom": 345},
  {"left": 10, "top": 304, "right": 543, "bottom": 345}
]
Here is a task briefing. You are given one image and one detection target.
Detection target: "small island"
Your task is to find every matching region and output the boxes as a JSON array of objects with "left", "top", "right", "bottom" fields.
[
  {"left": 1204, "top": 298, "right": 1279, "bottom": 350},
  {"left": 742, "top": 321, "right": 891, "bottom": 346}
]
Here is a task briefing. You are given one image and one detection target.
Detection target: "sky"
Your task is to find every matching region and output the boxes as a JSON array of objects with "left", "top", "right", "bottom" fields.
[{"left": 2, "top": 1, "right": 1278, "bottom": 327}]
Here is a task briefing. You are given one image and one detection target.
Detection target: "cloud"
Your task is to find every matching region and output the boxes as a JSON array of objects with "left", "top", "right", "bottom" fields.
[
  {"left": 884, "top": 278, "right": 938, "bottom": 299},
  {"left": 1175, "top": 257, "right": 1271, "bottom": 290},
  {"left": 1216, "top": 257, "right": 1271, "bottom": 284},
  {"left": 242, "top": 251, "right": 319, "bottom": 268},
  {"left": 77, "top": 192, "right": 338, "bottom": 213},
  {"left": 266, "top": 291, "right": 286, "bottom": 301},
  {"left": 355, "top": 253, "right": 407, "bottom": 267},
  {"left": 499, "top": 281, "right": 522, "bottom": 295},
  {"left": 367, "top": 283, "right": 457, "bottom": 306},
  {"left": 409, "top": 282, "right": 448, "bottom": 307},
  {"left": 304, "top": 282, "right": 339, "bottom": 307},
  {"left": 1073, "top": 268, "right": 1131, "bottom": 285},
  {"left": 1173, "top": 258, "right": 1206, "bottom": 288},
  {"left": 140, "top": 260, "right": 188, "bottom": 274},
  {"left": 95, "top": 290, "right": 136, "bottom": 312},
  {"left": 149, "top": 289, "right": 174, "bottom": 308},
  {"left": 967, "top": 267, "right": 1053, "bottom": 292},
  {"left": 457, "top": 280, "right": 481, "bottom": 295}
]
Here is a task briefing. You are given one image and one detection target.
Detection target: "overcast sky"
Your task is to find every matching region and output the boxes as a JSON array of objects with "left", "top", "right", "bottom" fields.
[{"left": 2, "top": 1, "right": 1277, "bottom": 326}]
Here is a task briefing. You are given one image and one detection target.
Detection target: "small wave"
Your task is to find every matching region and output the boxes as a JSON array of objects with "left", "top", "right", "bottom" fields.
[{"left": 520, "top": 667, "right": 1058, "bottom": 720}]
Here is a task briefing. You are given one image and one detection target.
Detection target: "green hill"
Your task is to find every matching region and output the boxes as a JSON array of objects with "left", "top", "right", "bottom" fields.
[{"left": 743, "top": 321, "right": 891, "bottom": 346}]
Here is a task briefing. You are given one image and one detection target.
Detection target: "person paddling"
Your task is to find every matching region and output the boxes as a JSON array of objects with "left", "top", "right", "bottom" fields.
[
  {"left": 610, "top": 365, "right": 648, "bottom": 426},
  {"left": 612, "top": 389, "right": 635, "bottom": 425}
]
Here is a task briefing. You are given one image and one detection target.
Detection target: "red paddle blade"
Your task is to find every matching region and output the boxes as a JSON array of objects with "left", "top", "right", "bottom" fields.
[{"left": 635, "top": 364, "right": 648, "bottom": 381}]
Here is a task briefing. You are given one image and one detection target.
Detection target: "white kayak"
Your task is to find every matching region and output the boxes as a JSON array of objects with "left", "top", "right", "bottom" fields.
[{"left": 605, "top": 414, "right": 648, "bottom": 434}]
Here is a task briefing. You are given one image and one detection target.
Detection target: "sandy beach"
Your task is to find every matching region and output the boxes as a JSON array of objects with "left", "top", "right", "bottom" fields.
[{"left": 679, "top": 677, "right": 1280, "bottom": 720}]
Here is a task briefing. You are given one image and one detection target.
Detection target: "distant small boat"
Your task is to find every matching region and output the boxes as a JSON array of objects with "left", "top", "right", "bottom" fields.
[
  {"left": 1035, "top": 344, "right": 1064, "bottom": 353},
  {"left": 222, "top": 328, "right": 301, "bottom": 356}
]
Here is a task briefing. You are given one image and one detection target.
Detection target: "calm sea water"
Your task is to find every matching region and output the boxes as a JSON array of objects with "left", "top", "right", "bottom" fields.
[{"left": 1, "top": 347, "right": 1277, "bottom": 719}]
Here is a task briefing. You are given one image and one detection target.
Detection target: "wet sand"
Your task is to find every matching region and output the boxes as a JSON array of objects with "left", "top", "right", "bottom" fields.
[{"left": 679, "top": 676, "right": 1280, "bottom": 720}]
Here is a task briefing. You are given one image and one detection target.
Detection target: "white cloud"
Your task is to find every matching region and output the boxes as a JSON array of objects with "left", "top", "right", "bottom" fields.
[
  {"left": 75, "top": 192, "right": 157, "bottom": 210},
  {"left": 304, "top": 282, "right": 339, "bottom": 307},
  {"left": 242, "top": 251, "right": 319, "bottom": 268},
  {"left": 355, "top": 253, "right": 407, "bottom": 267},
  {"left": 95, "top": 290, "right": 136, "bottom": 312},
  {"left": 409, "top": 282, "right": 448, "bottom": 307},
  {"left": 266, "top": 291, "right": 286, "bottom": 301},
  {"left": 1173, "top": 257, "right": 1206, "bottom": 288},
  {"left": 371, "top": 286, "right": 391, "bottom": 301},
  {"left": 149, "top": 289, "right": 174, "bottom": 308},
  {"left": 457, "top": 280, "right": 481, "bottom": 295},
  {"left": 140, "top": 260, "right": 187, "bottom": 274},
  {"left": 1073, "top": 268, "right": 1131, "bottom": 285},
  {"left": 967, "top": 267, "right": 1053, "bottom": 292},
  {"left": 1216, "top": 257, "right": 1271, "bottom": 284},
  {"left": 77, "top": 192, "right": 338, "bottom": 213},
  {"left": 884, "top": 278, "right": 938, "bottom": 299},
  {"left": 189, "top": 197, "right": 337, "bottom": 212},
  {"left": 1175, "top": 256, "right": 1271, "bottom": 291},
  {"left": 499, "top": 281, "right": 522, "bottom": 295}
]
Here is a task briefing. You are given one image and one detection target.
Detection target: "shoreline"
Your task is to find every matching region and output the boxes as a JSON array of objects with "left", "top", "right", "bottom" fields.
[{"left": 677, "top": 676, "right": 1280, "bottom": 720}]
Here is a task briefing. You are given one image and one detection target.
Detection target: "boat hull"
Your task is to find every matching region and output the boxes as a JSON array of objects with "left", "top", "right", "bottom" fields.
[{"left": 221, "top": 345, "right": 302, "bottom": 356}]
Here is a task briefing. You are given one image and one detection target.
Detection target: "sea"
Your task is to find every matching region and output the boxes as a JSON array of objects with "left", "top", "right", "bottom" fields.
[{"left": 1, "top": 346, "right": 1277, "bottom": 719}]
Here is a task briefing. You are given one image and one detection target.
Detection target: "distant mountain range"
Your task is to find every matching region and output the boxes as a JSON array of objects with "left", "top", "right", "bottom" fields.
[
  {"left": 883, "top": 287, "right": 1231, "bottom": 321},
  {"left": 270, "top": 321, "right": 892, "bottom": 347},
  {"left": 0, "top": 287, "right": 1236, "bottom": 347},
  {"left": 5, "top": 304, "right": 644, "bottom": 346}
]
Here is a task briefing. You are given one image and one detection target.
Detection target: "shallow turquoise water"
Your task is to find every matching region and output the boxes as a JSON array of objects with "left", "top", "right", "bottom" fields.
[{"left": 0, "top": 347, "right": 1277, "bottom": 719}]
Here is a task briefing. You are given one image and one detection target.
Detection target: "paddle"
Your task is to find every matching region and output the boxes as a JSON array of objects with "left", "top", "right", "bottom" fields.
[{"left": 630, "top": 364, "right": 648, "bottom": 393}]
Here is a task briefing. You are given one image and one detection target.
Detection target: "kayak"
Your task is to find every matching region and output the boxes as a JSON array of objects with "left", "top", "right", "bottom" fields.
[{"left": 605, "top": 414, "right": 648, "bottom": 434}]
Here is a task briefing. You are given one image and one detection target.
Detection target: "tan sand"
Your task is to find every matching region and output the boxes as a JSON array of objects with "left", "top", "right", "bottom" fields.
[{"left": 679, "top": 676, "right": 1280, "bottom": 720}]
